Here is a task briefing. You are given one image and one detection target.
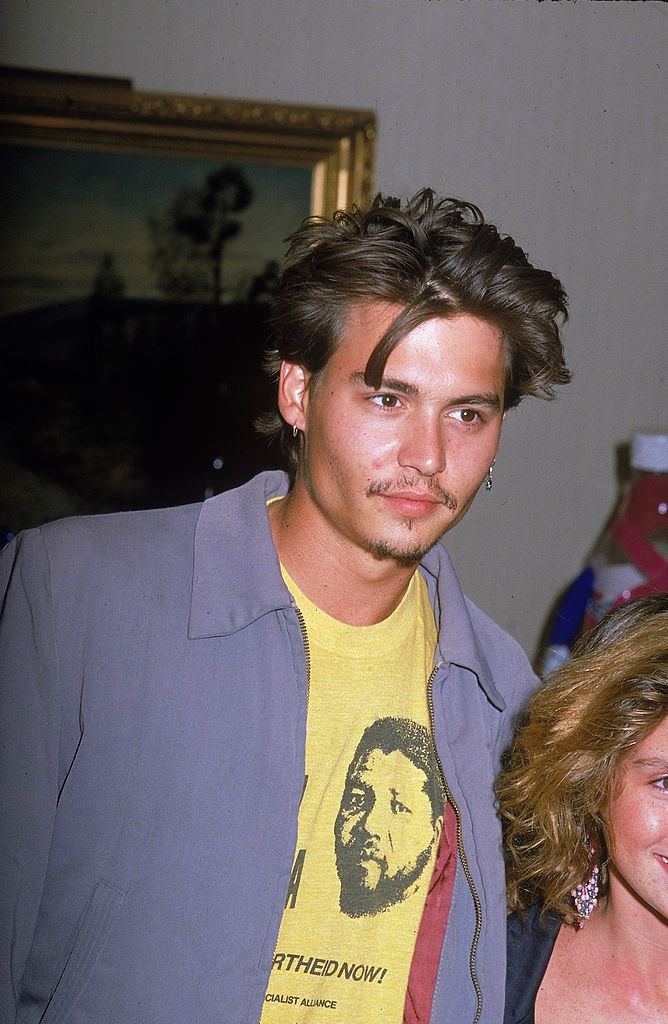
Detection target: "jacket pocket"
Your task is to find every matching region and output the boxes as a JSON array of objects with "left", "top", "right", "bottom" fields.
[{"left": 41, "top": 879, "right": 126, "bottom": 1024}]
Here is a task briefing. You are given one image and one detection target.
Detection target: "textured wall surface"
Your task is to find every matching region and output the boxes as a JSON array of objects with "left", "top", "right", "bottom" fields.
[{"left": 2, "top": 0, "right": 665, "bottom": 657}]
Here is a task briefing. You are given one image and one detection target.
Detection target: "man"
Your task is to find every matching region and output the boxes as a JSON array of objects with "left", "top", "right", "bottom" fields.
[
  {"left": 0, "top": 190, "right": 569, "bottom": 1024},
  {"left": 334, "top": 717, "right": 445, "bottom": 918}
]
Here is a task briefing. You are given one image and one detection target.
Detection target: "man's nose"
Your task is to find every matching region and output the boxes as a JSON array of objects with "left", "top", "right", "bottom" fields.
[
  {"left": 397, "top": 413, "right": 446, "bottom": 476},
  {"left": 362, "top": 801, "right": 389, "bottom": 842}
]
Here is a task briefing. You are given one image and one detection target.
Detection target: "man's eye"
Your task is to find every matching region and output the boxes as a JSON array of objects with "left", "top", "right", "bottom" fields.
[
  {"left": 371, "top": 394, "right": 400, "bottom": 409},
  {"left": 347, "top": 789, "right": 367, "bottom": 810},
  {"left": 452, "top": 408, "right": 480, "bottom": 424},
  {"left": 651, "top": 776, "right": 668, "bottom": 792}
]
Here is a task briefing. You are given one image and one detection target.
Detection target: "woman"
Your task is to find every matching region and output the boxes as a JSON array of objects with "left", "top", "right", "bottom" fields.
[{"left": 498, "top": 594, "right": 668, "bottom": 1024}]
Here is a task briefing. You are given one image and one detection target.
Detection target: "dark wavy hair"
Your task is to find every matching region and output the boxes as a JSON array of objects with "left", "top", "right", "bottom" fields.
[
  {"left": 498, "top": 595, "right": 668, "bottom": 922},
  {"left": 257, "top": 187, "right": 570, "bottom": 473}
]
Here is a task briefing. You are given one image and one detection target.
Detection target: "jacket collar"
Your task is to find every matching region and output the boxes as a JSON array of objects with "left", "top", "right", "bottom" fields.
[
  {"left": 189, "top": 471, "right": 291, "bottom": 640},
  {"left": 420, "top": 544, "right": 503, "bottom": 709},
  {"left": 189, "top": 471, "right": 503, "bottom": 708}
]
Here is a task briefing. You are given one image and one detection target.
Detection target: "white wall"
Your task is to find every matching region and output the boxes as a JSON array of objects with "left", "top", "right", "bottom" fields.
[{"left": 2, "top": 0, "right": 665, "bottom": 658}]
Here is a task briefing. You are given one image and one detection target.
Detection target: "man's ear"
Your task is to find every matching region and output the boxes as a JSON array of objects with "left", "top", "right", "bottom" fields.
[{"left": 277, "top": 361, "right": 311, "bottom": 432}]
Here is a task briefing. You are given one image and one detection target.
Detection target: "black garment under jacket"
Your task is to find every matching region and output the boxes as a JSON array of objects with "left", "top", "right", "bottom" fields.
[{"left": 504, "top": 905, "right": 561, "bottom": 1024}]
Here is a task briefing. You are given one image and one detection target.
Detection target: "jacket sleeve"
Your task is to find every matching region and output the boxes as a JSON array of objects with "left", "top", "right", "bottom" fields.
[{"left": 0, "top": 531, "right": 61, "bottom": 1022}]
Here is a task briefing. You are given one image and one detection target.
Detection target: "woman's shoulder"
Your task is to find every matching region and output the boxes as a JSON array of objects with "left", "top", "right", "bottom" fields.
[{"left": 504, "top": 905, "right": 562, "bottom": 1024}]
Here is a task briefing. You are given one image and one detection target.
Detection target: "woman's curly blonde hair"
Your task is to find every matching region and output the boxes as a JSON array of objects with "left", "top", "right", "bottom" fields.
[{"left": 497, "top": 594, "right": 668, "bottom": 921}]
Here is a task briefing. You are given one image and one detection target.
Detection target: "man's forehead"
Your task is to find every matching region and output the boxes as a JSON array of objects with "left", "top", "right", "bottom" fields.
[
  {"left": 331, "top": 300, "right": 405, "bottom": 365},
  {"left": 343, "top": 298, "right": 405, "bottom": 332},
  {"left": 355, "top": 747, "right": 422, "bottom": 778},
  {"left": 342, "top": 298, "right": 502, "bottom": 342},
  {"left": 336, "top": 302, "right": 504, "bottom": 367}
]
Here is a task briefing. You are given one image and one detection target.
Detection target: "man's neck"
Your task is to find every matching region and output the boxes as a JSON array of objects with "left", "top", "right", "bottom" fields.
[{"left": 268, "top": 490, "right": 419, "bottom": 626}]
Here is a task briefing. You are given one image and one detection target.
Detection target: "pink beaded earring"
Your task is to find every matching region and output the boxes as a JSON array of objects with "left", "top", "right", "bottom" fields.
[{"left": 571, "top": 837, "right": 600, "bottom": 927}]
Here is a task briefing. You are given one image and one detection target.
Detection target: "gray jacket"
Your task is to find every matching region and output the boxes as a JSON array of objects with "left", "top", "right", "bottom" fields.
[{"left": 0, "top": 471, "right": 537, "bottom": 1024}]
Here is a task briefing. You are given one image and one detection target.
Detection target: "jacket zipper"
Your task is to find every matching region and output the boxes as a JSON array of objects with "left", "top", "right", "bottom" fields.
[
  {"left": 293, "top": 604, "right": 311, "bottom": 708},
  {"left": 427, "top": 665, "right": 484, "bottom": 1024}
]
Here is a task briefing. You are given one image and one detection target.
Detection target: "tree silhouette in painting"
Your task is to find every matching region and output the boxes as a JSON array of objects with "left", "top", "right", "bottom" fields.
[
  {"left": 92, "top": 254, "right": 126, "bottom": 301},
  {"left": 149, "top": 165, "right": 253, "bottom": 304}
]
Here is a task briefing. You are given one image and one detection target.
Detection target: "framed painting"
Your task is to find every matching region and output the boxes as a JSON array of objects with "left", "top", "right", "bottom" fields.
[{"left": 0, "top": 67, "right": 376, "bottom": 540}]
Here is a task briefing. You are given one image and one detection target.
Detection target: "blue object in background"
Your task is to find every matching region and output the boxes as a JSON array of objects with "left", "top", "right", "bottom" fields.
[
  {"left": 547, "top": 566, "right": 595, "bottom": 647},
  {"left": 540, "top": 566, "right": 595, "bottom": 676}
]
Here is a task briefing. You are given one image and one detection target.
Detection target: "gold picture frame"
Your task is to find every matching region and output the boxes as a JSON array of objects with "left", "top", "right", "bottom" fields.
[
  {"left": 0, "top": 67, "right": 376, "bottom": 533},
  {"left": 0, "top": 66, "right": 376, "bottom": 216}
]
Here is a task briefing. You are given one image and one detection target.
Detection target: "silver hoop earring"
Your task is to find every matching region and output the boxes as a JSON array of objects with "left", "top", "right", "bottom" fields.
[
  {"left": 484, "top": 459, "right": 496, "bottom": 492},
  {"left": 292, "top": 424, "right": 298, "bottom": 439}
]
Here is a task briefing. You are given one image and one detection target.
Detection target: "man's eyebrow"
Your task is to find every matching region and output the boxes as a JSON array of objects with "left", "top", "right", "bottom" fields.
[
  {"left": 349, "top": 371, "right": 419, "bottom": 397},
  {"left": 450, "top": 392, "right": 503, "bottom": 411},
  {"left": 349, "top": 372, "right": 502, "bottom": 410}
]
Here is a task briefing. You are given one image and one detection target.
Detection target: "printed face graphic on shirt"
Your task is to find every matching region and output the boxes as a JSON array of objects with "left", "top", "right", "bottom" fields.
[{"left": 334, "top": 717, "right": 444, "bottom": 917}]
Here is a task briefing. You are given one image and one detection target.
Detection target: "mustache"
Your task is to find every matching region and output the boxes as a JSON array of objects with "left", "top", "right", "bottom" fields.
[
  {"left": 366, "top": 475, "right": 458, "bottom": 512},
  {"left": 342, "top": 834, "right": 388, "bottom": 867}
]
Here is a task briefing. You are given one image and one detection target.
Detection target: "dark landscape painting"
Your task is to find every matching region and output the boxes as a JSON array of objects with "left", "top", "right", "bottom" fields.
[{"left": 1, "top": 145, "right": 313, "bottom": 541}]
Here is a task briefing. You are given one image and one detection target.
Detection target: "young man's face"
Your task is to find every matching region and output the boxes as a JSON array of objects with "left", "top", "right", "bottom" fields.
[{"left": 283, "top": 301, "right": 506, "bottom": 566}]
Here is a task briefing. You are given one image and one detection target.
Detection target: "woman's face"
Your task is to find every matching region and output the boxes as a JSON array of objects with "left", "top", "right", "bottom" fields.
[{"left": 607, "top": 715, "right": 668, "bottom": 923}]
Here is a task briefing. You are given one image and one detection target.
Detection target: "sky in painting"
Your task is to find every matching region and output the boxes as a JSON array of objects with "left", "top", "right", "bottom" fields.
[{"left": 0, "top": 144, "right": 312, "bottom": 315}]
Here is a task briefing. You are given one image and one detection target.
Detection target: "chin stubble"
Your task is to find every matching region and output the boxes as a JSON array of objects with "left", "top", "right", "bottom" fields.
[{"left": 362, "top": 531, "right": 440, "bottom": 567}]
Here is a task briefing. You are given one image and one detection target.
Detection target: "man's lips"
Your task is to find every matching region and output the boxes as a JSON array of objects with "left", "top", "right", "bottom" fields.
[
  {"left": 377, "top": 492, "right": 447, "bottom": 517},
  {"left": 367, "top": 477, "right": 458, "bottom": 512}
]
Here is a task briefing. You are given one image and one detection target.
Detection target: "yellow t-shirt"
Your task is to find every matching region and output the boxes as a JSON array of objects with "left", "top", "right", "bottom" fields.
[{"left": 260, "top": 566, "right": 442, "bottom": 1024}]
